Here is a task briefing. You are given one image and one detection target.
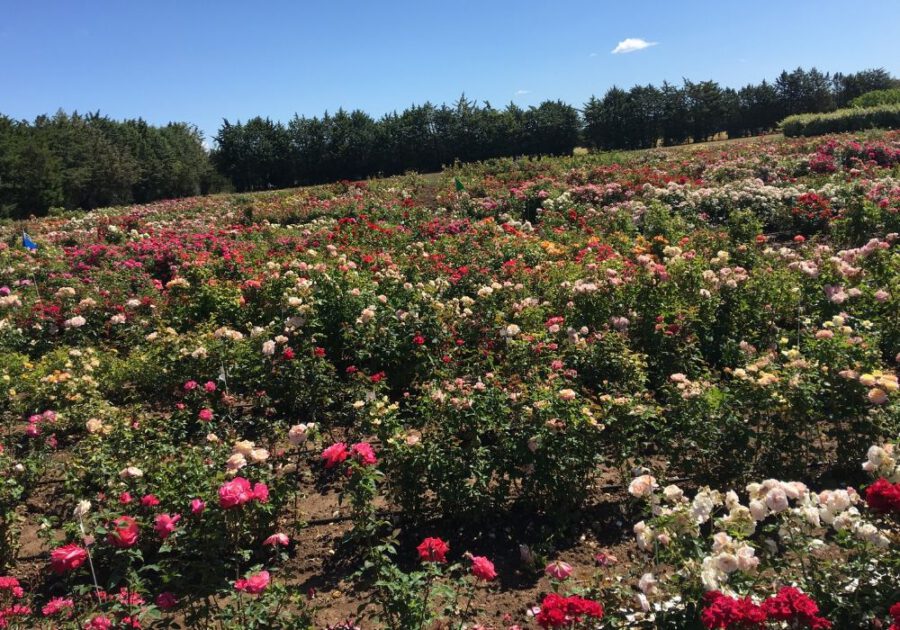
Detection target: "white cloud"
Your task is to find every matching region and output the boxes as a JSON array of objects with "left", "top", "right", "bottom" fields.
[
  {"left": 589, "top": 52, "right": 598, "bottom": 57},
  {"left": 514, "top": 89, "right": 531, "bottom": 96},
  {"left": 611, "top": 38, "right": 657, "bottom": 54}
]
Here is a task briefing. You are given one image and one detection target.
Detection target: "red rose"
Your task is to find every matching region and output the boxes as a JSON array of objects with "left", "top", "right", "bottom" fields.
[
  {"left": 535, "top": 593, "right": 604, "bottom": 628},
  {"left": 416, "top": 537, "right": 449, "bottom": 563},
  {"left": 321, "top": 443, "right": 350, "bottom": 469},
  {"left": 50, "top": 544, "right": 88, "bottom": 574},
  {"left": 107, "top": 516, "right": 139, "bottom": 548},
  {"left": 701, "top": 590, "right": 767, "bottom": 629},
  {"left": 866, "top": 478, "right": 900, "bottom": 513},
  {"left": 761, "top": 587, "right": 830, "bottom": 629},
  {"left": 155, "top": 592, "right": 178, "bottom": 610}
]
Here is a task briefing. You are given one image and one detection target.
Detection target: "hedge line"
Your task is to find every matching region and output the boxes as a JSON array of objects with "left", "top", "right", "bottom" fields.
[
  {"left": 781, "top": 104, "right": 900, "bottom": 137},
  {"left": 850, "top": 88, "right": 900, "bottom": 108}
]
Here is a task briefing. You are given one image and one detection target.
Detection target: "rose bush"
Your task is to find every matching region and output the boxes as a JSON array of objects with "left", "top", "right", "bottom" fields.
[{"left": 0, "top": 130, "right": 896, "bottom": 626}]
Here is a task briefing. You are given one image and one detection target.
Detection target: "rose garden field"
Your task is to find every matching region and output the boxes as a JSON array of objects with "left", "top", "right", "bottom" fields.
[{"left": 0, "top": 131, "right": 898, "bottom": 628}]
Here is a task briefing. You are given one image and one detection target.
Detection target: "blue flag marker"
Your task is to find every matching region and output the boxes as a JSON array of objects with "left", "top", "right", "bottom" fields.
[{"left": 22, "top": 232, "right": 38, "bottom": 251}]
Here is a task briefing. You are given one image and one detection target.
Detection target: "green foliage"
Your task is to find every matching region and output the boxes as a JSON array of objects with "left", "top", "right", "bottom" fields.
[
  {"left": 0, "top": 111, "right": 220, "bottom": 218},
  {"left": 213, "top": 66, "right": 898, "bottom": 191},
  {"left": 781, "top": 104, "right": 900, "bottom": 137},
  {"left": 851, "top": 88, "right": 900, "bottom": 108}
]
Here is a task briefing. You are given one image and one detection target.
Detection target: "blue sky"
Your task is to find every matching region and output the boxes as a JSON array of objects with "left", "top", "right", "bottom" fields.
[{"left": 2, "top": 0, "right": 899, "bottom": 144}]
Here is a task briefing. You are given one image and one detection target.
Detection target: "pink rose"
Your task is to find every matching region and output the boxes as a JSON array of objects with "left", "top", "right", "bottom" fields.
[
  {"left": 218, "top": 477, "right": 253, "bottom": 509},
  {"left": 252, "top": 482, "right": 269, "bottom": 503},
  {"left": 154, "top": 513, "right": 181, "bottom": 539},
  {"left": 263, "top": 533, "right": 290, "bottom": 547},
  {"left": 544, "top": 560, "right": 572, "bottom": 580},
  {"left": 470, "top": 555, "right": 497, "bottom": 581},
  {"left": 84, "top": 615, "right": 114, "bottom": 630},
  {"left": 321, "top": 442, "right": 350, "bottom": 469},
  {"left": 350, "top": 442, "right": 377, "bottom": 466},
  {"left": 49, "top": 544, "right": 88, "bottom": 574},
  {"left": 235, "top": 570, "right": 270, "bottom": 595}
]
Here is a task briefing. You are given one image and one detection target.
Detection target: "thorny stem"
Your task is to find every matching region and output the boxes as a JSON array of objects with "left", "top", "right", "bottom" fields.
[
  {"left": 418, "top": 571, "right": 436, "bottom": 630},
  {"left": 77, "top": 514, "right": 103, "bottom": 603},
  {"left": 456, "top": 579, "right": 476, "bottom": 630}
]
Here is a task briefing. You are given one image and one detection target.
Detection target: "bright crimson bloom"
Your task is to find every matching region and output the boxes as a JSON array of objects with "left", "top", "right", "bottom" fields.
[
  {"left": 49, "top": 543, "right": 88, "bottom": 574},
  {"left": 218, "top": 477, "right": 254, "bottom": 508},
  {"left": 890, "top": 602, "right": 900, "bottom": 630},
  {"left": 416, "top": 537, "right": 449, "bottom": 563},
  {"left": 154, "top": 513, "right": 181, "bottom": 539},
  {"left": 140, "top": 493, "right": 160, "bottom": 507},
  {"left": 761, "top": 587, "right": 831, "bottom": 629},
  {"left": 235, "top": 570, "right": 270, "bottom": 595},
  {"left": 470, "top": 555, "right": 497, "bottom": 581},
  {"left": 321, "top": 442, "right": 350, "bottom": 469},
  {"left": 535, "top": 593, "right": 604, "bottom": 628},
  {"left": 865, "top": 478, "right": 900, "bottom": 513},
  {"left": 198, "top": 408, "right": 214, "bottom": 422},
  {"left": 107, "top": 516, "right": 140, "bottom": 548},
  {"left": 350, "top": 442, "right": 377, "bottom": 466},
  {"left": 701, "top": 587, "right": 831, "bottom": 629},
  {"left": 701, "top": 591, "right": 767, "bottom": 629}
]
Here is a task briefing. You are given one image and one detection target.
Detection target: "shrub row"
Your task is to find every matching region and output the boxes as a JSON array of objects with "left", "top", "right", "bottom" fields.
[
  {"left": 850, "top": 88, "right": 900, "bottom": 108},
  {"left": 781, "top": 104, "right": 900, "bottom": 137}
]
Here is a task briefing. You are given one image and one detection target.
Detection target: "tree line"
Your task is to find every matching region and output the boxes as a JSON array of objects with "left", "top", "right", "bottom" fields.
[
  {"left": 2, "top": 66, "right": 896, "bottom": 216},
  {"left": 0, "top": 111, "right": 223, "bottom": 219},
  {"left": 213, "top": 67, "right": 897, "bottom": 192}
]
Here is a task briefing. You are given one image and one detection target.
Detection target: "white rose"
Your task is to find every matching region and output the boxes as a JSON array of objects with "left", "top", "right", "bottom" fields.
[
  {"left": 749, "top": 499, "right": 768, "bottom": 521},
  {"left": 736, "top": 546, "right": 759, "bottom": 572},
  {"left": 715, "top": 552, "right": 739, "bottom": 574},
  {"left": 628, "top": 475, "right": 657, "bottom": 498},
  {"left": 765, "top": 488, "right": 789, "bottom": 513},
  {"left": 119, "top": 466, "right": 143, "bottom": 479}
]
